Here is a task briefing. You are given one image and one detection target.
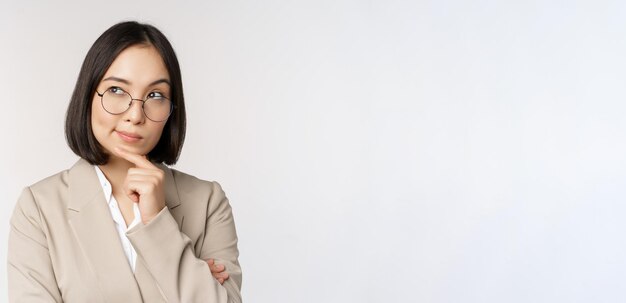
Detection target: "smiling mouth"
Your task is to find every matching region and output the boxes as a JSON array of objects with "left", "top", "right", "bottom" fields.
[{"left": 116, "top": 131, "right": 142, "bottom": 142}]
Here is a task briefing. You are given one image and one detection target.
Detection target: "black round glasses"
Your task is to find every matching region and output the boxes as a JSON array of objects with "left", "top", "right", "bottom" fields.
[{"left": 96, "top": 86, "right": 173, "bottom": 122}]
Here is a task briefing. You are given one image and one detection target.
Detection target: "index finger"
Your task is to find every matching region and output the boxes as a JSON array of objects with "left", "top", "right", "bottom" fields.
[{"left": 114, "top": 146, "right": 154, "bottom": 169}]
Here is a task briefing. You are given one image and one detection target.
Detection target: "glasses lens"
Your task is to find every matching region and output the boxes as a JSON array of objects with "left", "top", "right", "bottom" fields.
[
  {"left": 102, "top": 89, "right": 131, "bottom": 114},
  {"left": 144, "top": 97, "right": 172, "bottom": 122}
]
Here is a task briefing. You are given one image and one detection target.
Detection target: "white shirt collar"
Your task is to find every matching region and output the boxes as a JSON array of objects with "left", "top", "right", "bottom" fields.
[
  {"left": 94, "top": 165, "right": 113, "bottom": 204},
  {"left": 92, "top": 165, "right": 141, "bottom": 272}
]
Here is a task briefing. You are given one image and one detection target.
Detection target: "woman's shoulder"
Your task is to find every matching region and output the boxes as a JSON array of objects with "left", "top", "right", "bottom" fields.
[
  {"left": 26, "top": 167, "right": 71, "bottom": 195},
  {"left": 26, "top": 158, "right": 94, "bottom": 194},
  {"left": 19, "top": 158, "right": 96, "bottom": 210},
  {"left": 164, "top": 166, "right": 226, "bottom": 195},
  {"left": 158, "top": 167, "right": 233, "bottom": 225},
  {"left": 14, "top": 166, "right": 72, "bottom": 218}
]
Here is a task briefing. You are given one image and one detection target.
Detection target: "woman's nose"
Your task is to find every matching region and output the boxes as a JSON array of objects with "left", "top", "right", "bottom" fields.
[{"left": 124, "top": 99, "right": 145, "bottom": 124}]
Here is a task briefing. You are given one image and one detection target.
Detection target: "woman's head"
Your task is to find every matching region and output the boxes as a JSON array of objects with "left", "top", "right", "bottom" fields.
[{"left": 65, "top": 21, "right": 186, "bottom": 165}]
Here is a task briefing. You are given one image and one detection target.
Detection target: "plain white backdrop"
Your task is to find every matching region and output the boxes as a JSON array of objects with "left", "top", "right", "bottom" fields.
[{"left": 2, "top": 0, "right": 626, "bottom": 302}]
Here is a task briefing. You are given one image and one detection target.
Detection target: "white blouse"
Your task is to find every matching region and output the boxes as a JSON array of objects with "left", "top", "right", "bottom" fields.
[{"left": 94, "top": 166, "right": 142, "bottom": 272}]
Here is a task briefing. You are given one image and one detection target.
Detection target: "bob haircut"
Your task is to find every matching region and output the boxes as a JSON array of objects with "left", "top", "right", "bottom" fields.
[{"left": 65, "top": 21, "right": 186, "bottom": 165}]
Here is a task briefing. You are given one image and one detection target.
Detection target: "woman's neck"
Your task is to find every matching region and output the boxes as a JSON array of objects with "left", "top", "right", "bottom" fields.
[{"left": 97, "top": 156, "right": 134, "bottom": 192}]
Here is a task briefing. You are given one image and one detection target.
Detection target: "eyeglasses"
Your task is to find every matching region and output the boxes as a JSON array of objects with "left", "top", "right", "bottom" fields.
[{"left": 96, "top": 86, "right": 174, "bottom": 122}]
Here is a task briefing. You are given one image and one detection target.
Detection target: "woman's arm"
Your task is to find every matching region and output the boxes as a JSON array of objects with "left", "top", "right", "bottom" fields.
[
  {"left": 8, "top": 188, "right": 63, "bottom": 302},
  {"left": 126, "top": 181, "right": 242, "bottom": 303},
  {"left": 113, "top": 147, "right": 241, "bottom": 302}
]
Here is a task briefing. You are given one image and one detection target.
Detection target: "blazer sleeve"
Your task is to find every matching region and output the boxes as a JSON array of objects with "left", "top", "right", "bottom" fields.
[
  {"left": 7, "top": 187, "right": 63, "bottom": 303},
  {"left": 126, "top": 181, "right": 242, "bottom": 303}
]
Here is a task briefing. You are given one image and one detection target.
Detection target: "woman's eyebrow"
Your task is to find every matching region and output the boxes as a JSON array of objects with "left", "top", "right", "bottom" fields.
[
  {"left": 102, "top": 76, "right": 131, "bottom": 85},
  {"left": 149, "top": 78, "right": 171, "bottom": 86},
  {"left": 102, "top": 76, "right": 171, "bottom": 86}
]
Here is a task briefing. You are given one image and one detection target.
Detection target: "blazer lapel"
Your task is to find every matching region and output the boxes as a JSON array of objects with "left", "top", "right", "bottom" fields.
[
  {"left": 157, "top": 162, "right": 183, "bottom": 227},
  {"left": 67, "top": 159, "right": 143, "bottom": 302}
]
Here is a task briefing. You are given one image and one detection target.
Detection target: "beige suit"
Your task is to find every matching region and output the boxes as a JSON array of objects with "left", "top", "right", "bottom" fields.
[{"left": 8, "top": 158, "right": 242, "bottom": 302}]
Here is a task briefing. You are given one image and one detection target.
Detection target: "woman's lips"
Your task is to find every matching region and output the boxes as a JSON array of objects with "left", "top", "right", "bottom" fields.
[{"left": 116, "top": 130, "right": 142, "bottom": 143}]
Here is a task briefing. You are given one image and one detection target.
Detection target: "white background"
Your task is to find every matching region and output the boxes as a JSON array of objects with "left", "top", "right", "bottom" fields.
[{"left": 2, "top": 0, "right": 626, "bottom": 302}]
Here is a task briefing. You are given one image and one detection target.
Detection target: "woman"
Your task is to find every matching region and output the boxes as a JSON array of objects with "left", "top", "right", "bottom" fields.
[{"left": 7, "top": 21, "right": 242, "bottom": 302}]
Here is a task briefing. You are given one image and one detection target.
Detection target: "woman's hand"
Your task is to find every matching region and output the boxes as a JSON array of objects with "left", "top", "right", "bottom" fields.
[
  {"left": 206, "top": 259, "right": 230, "bottom": 285},
  {"left": 114, "top": 146, "right": 166, "bottom": 225}
]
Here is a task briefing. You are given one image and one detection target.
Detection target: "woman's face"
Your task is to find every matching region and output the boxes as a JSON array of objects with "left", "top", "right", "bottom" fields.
[{"left": 91, "top": 44, "right": 171, "bottom": 160}]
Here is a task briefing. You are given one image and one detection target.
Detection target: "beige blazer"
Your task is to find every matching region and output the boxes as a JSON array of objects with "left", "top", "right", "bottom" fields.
[{"left": 8, "top": 158, "right": 242, "bottom": 302}]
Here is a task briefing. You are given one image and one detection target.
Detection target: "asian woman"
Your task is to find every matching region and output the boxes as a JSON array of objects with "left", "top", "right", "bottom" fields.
[{"left": 7, "top": 21, "right": 242, "bottom": 302}]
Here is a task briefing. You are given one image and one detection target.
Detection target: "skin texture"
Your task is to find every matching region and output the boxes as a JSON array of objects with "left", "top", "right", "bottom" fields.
[{"left": 90, "top": 44, "right": 229, "bottom": 284}]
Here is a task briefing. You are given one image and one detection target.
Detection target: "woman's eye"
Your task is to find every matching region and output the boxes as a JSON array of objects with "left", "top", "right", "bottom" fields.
[
  {"left": 108, "top": 87, "right": 125, "bottom": 94},
  {"left": 148, "top": 91, "right": 166, "bottom": 99}
]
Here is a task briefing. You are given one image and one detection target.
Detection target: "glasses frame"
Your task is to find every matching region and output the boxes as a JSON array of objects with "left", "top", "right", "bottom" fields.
[{"left": 96, "top": 87, "right": 174, "bottom": 122}]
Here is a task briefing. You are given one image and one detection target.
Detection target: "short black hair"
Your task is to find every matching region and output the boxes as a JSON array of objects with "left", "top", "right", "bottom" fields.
[{"left": 65, "top": 21, "right": 186, "bottom": 165}]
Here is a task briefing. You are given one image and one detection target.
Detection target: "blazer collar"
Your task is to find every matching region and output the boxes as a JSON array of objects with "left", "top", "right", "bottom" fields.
[{"left": 66, "top": 158, "right": 180, "bottom": 302}]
